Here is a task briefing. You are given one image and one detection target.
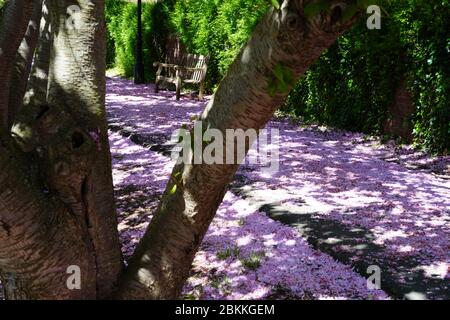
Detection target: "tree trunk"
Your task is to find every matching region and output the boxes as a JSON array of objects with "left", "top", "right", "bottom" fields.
[
  {"left": 46, "top": 0, "right": 124, "bottom": 298},
  {"left": 118, "top": 0, "right": 360, "bottom": 299},
  {"left": 0, "top": 0, "right": 35, "bottom": 129},
  {"left": 22, "top": 0, "right": 52, "bottom": 110},
  {"left": 0, "top": 0, "right": 123, "bottom": 299},
  {"left": 6, "top": 0, "right": 43, "bottom": 128}
]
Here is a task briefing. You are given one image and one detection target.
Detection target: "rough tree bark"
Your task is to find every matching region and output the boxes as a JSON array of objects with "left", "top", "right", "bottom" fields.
[
  {"left": 1, "top": 0, "right": 123, "bottom": 299},
  {"left": 0, "top": 0, "right": 361, "bottom": 300},
  {"left": 118, "top": 0, "right": 360, "bottom": 299},
  {"left": 7, "top": 0, "right": 43, "bottom": 128},
  {"left": 22, "top": 0, "right": 52, "bottom": 109},
  {"left": 0, "top": 0, "right": 34, "bottom": 129}
]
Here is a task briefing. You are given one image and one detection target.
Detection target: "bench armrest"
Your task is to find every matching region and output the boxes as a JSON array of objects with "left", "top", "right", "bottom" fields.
[{"left": 153, "top": 62, "right": 180, "bottom": 69}]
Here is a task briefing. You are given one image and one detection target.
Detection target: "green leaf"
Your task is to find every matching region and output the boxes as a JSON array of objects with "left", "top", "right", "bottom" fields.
[
  {"left": 270, "top": 0, "right": 280, "bottom": 10},
  {"left": 283, "top": 68, "right": 296, "bottom": 87},
  {"left": 268, "top": 64, "right": 296, "bottom": 96},
  {"left": 273, "top": 64, "right": 285, "bottom": 82},
  {"left": 169, "top": 184, "right": 177, "bottom": 195},
  {"left": 173, "top": 171, "right": 182, "bottom": 178},
  {"left": 278, "top": 80, "right": 288, "bottom": 94},
  {"left": 267, "top": 81, "right": 277, "bottom": 97}
]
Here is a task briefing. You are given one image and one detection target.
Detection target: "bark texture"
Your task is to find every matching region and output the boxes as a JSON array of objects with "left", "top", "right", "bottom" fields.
[
  {"left": 1, "top": 0, "right": 123, "bottom": 299},
  {"left": 46, "top": 0, "right": 123, "bottom": 299},
  {"left": 7, "top": 0, "right": 43, "bottom": 128},
  {"left": 23, "top": 0, "right": 52, "bottom": 110},
  {"left": 118, "top": 0, "right": 360, "bottom": 299},
  {"left": 0, "top": 0, "right": 35, "bottom": 129}
]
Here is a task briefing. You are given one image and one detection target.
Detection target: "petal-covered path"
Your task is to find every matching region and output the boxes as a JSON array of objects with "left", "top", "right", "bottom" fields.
[{"left": 106, "top": 76, "right": 449, "bottom": 300}]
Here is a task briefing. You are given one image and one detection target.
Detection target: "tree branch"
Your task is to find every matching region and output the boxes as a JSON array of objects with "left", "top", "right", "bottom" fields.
[
  {"left": 0, "top": 0, "right": 34, "bottom": 130},
  {"left": 7, "top": 0, "right": 43, "bottom": 128},
  {"left": 118, "top": 0, "right": 361, "bottom": 299},
  {"left": 22, "top": 0, "right": 52, "bottom": 110}
]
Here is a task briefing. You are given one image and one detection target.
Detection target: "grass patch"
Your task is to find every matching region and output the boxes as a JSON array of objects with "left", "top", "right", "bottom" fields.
[
  {"left": 240, "top": 251, "right": 265, "bottom": 271},
  {"left": 216, "top": 246, "right": 240, "bottom": 260}
]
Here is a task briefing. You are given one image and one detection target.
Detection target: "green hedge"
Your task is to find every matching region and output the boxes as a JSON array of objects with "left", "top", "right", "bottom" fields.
[
  {"left": 282, "top": 3, "right": 406, "bottom": 136},
  {"left": 105, "top": 0, "right": 173, "bottom": 80},
  {"left": 106, "top": 0, "right": 449, "bottom": 153},
  {"left": 399, "top": 0, "right": 449, "bottom": 154},
  {"left": 170, "top": 0, "right": 269, "bottom": 89},
  {"left": 282, "top": 0, "right": 449, "bottom": 153}
]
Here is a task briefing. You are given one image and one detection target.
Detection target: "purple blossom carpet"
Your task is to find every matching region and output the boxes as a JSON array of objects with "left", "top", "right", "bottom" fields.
[{"left": 107, "top": 76, "right": 449, "bottom": 300}]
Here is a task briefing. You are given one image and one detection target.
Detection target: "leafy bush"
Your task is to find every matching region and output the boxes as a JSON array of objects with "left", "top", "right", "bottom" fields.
[
  {"left": 282, "top": 0, "right": 449, "bottom": 153},
  {"left": 398, "top": 0, "right": 449, "bottom": 153},
  {"left": 283, "top": 8, "right": 405, "bottom": 135},
  {"left": 106, "top": 0, "right": 173, "bottom": 80},
  {"left": 171, "top": 0, "right": 269, "bottom": 89}
]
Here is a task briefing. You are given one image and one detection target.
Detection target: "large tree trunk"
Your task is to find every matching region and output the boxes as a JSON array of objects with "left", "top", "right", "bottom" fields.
[
  {"left": 0, "top": 0, "right": 123, "bottom": 299},
  {"left": 118, "top": 0, "right": 360, "bottom": 299}
]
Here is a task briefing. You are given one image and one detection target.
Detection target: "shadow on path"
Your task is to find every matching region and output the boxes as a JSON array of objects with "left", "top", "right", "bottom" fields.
[
  {"left": 106, "top": 76, "right": 449, "bottom": 300},
  {"left": 230, "top": 176, "right": 449, "bottom": 300}
]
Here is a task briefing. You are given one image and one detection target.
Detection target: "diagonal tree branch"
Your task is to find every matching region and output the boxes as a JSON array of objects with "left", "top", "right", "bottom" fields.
[
  {"left": 22, "top": 0, "right": 52, "bottom": 110},
  {"left": 7, "top": 0, "right": 43, "bottom": 128},
  {"left": 0, "top": 0, "right": 34, "bottom": 130},
  {"left": 118, "top": 0, "right": 362, "bottom": 299}
]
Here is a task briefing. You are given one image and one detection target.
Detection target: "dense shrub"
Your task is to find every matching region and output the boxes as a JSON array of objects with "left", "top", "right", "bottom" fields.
[
  {"left": 282, "top": 0, "right": 449, "bottom": 153},
  {"left": 105, "top": 0, "right": 173, "bottom": 80},
  {"left": 398, "top": 0, "right": 449, "bottom": 153},
  {"left": 171, "top": 0, "right": 269, "bottom": 89},
  {"left": 283, "top": 4, "right": 406, "bottom": 135}
]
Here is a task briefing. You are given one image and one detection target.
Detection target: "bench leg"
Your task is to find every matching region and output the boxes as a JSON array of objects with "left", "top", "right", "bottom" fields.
[
  {"left": 155, "top": 79, "right": 159, "bottom": 94},
  {"left": 176, "top": 77, "right": 182, "bottom": 100},
  {"left": 199, "top": 82, "right": 204, "bottom": 100}
]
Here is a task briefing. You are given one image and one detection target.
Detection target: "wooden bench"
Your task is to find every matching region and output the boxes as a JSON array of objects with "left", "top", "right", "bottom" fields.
[{"left": 153, "top": 54, "right": 209, "bottom": 100}]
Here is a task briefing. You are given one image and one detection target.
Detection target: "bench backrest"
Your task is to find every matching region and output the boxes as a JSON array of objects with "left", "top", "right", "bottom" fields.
[
  {"left": 165, "top": 34, "right": 187, "bottom": 65},
  {"left": 181, "top": 54, "right": 209, "bottom": 83}
]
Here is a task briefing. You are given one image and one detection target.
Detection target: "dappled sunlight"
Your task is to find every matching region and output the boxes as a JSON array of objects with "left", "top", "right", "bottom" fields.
[
  {"left": 107, "top": 76, "right": 206, "bottom": 139},
  {"left": 109, "top": 128, "right": 387, "bottom": 300},
  {"left": 236, "top": 121, "right": 450, "bottom": 281},
  {"left": 186, "top": 191, "right": 389, "bottom": 300},
  {"left": 106, "top": 76, "right": 449, "bottom": 299}
]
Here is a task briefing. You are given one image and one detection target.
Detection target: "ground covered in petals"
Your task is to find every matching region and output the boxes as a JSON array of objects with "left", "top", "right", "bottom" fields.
[
  {"left": 107, "top": 77, "right": 449, "bottom": 300},
  {"left": 110, "top": 131, "right": 388, "bottom": 300}
]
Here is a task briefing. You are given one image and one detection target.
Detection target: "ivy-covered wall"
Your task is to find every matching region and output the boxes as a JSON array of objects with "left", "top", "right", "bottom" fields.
[{"left": 283, "top": 0, "right": 449, "bottom": 153}]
